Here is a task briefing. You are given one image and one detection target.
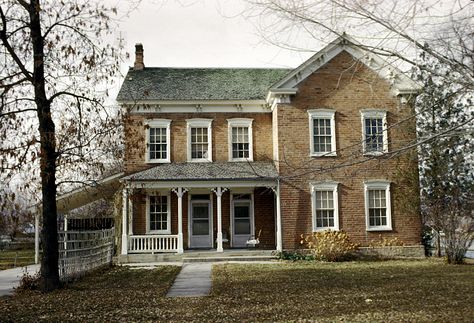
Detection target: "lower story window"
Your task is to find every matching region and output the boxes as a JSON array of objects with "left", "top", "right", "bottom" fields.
[
  {"left": 315, "top": 190, "right": 335, "bottom": 228},
  {"left": 148, "top": 195, "right": 170, "bottom": 234},
  {"left": 364, "top": 181, "right": 392, "bottom": 231},
  {"left": 311, "top": 182, "right": 339, "bottom": 231},
  {"left": 368, "top": 189, "right": 387, "bottom": 226}
]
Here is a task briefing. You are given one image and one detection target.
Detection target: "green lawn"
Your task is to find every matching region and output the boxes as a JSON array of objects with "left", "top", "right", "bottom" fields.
[
  {"left": 0, "top": 259, "right": 473, "bottom": 322},
  {"left": 0, "top": 250, "right": 35, "bottom": 270}
]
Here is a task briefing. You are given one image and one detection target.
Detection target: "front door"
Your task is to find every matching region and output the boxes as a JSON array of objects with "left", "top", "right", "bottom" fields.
[
  {"left": 190, "top": 199, "right": 212, "bottom": 248},
  {"left": 232, "top": 194, "right": 253, "bottom": 248}
]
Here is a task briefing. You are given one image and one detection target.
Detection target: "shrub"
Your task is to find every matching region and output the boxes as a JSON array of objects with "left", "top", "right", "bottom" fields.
[
  {"left": 301, "top": 230, "right": 358, "bottom": 262},
  {"left": 274, "top": 251, "right": 315, "bottom": 261},
  {"left": 14, "top": 269, "right": 41, "bottom": 292}
]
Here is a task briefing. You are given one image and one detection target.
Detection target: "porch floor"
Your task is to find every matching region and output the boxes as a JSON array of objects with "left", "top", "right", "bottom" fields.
[{"left": 116, "top": 249, "right": 277, "bottom": 264}]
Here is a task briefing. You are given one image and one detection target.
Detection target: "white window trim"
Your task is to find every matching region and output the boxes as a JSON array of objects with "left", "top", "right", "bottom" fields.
[
  {"left": 146, "top": 193, "right": 171, "bottom": 234},
  {"left": 364, "top": 180, "right": 392, "bottom": 231},
  {"left": 360, "top": 110, "right": 388, "bottom": 155},
  {"left": 308, "top": 109, "right": 337, "bottom": 157},
  {"left": 144, "top": 119, "right": 171, "bottom": 163},
  {"left": 186, "top": 119, "right": 213, "bottom": 162},
  {"left": 227, "top": 118, "right": 254, "bottom": 162},
  {"left": 310, "top": 181, "right": 340, "bottom": 231}
]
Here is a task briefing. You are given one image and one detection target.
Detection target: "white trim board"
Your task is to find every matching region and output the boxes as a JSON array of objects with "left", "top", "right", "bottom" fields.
[{"left": 126, "top": 180, "right": 277, "bottom": 189}]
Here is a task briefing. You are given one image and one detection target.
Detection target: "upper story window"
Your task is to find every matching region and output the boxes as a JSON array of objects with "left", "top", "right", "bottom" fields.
[
  {"left": 308, "top": 109, "right": 336, "bottom": 157},
  {"left": 364, "top": 180, "right": 392, "bottom": 231},
  {"left": 310, "top": 182, "right": 339, "bottom": 231},
  {"left": 360, "top": 110, "right": 388, "bottom": 155},
  {"left": 146, "top": 194, "right": 171, "bottom": 234},
  {"left": 187, "top": 119, "right": 213, "bottom": 162},
  {"left": 145, "top": 119, "right": 171, "bottom": 163},
  {"left": 227, "top": 118, "right": 253, "bottom": 161}
]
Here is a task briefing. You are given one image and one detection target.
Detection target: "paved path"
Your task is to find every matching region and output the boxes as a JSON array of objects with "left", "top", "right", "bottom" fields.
[
  {"left": 0, "top": 264, "right": 40, "bottom": 296},
  {"left": 166, "top": 263, "right": 212, "bottom": 297}
]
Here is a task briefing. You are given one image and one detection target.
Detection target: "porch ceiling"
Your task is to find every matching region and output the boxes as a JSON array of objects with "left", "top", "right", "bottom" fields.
[{"left": 122, "top": 162, "right": 278, "bottom": 182}]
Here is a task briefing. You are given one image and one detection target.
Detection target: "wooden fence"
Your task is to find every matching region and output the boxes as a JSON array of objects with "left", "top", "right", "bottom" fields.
[{"left": 58, "top": 228, "right": 114, "bottom": 280}]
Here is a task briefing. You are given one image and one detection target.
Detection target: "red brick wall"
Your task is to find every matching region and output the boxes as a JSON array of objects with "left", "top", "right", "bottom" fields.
[
  {"left": 275, "top": 51, "right": 422, "bottom": 248},
  {"left": 124, "top": 113, "right": 273, "bottom": 174}
]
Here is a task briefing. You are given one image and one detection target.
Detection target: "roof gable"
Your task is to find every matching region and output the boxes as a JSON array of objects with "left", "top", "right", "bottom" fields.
[{"left": 270, "top": 35, "right": 420, "bottom": 97}]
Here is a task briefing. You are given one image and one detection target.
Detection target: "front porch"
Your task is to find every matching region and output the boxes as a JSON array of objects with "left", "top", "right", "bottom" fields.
[{"left": 120, "top": 162, "right": 282, "bottom": 256}]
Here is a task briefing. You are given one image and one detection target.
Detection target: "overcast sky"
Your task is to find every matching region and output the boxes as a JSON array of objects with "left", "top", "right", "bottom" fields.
[{"left": 116, "top": 0, "right": 315, "bottom": 71}]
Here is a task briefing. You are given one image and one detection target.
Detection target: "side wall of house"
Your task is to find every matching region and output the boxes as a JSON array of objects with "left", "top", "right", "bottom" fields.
[{"left": 276, "top": 51, "right": 422, "bottom": 248}]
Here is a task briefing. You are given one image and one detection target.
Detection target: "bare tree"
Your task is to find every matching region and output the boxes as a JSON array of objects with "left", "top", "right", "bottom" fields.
[
  {"left": 0, "top": 189, "right": 33, "bottom": 241},
  {"left": 0, "top": 0, "right": 124, "bottom": 291}
]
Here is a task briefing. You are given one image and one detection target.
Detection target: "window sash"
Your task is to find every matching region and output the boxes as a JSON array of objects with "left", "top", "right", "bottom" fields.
[
  {"left": 149, "top": 196, "right": 168, "bottom": 232},
  {"left": 191, "top": 127, "right": 209, "bottom": 159},
  {"left": 314, "top": 190, "right": 336, "bottom": 229},
  {"left": 312, "top": 118, "right": 332, "bottom": 153},
  {"left": 364, "top": 117, "right": 384, "bottom": 152},
  {"left": 231, "top": 126, "right": 250, "bottom": 159},
  {"left": 367, "top": 189, "right": 387, "bottom": 227},
  {"left": 149, "top": 127, "right": 168, "bottom": 160}
]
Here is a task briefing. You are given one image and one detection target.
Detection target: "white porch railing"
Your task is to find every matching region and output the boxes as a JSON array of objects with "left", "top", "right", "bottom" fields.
[{"left": 128, "top": 235, "right": 178, "bottom": 253}]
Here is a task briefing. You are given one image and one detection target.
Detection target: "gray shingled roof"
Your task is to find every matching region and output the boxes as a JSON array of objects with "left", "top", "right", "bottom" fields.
[
  {"left": 116, "top": 68, "right": 291, "bottom": 101},
  {"left": 122, "top": 162, "right": 278, "bottom": 181}
]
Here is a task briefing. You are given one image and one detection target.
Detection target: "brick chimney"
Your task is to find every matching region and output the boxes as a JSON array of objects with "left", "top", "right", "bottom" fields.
[{"left": 134, "top": 43, "right": 144, "bottom": 70}]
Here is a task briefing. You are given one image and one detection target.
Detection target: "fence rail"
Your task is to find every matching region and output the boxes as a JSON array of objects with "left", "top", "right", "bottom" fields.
[
  {"left": 129, "top": 235, "right": 178, "bottom": 253},
  {"left": 58, "top": 228, "right": 114, "bottom": 280}
]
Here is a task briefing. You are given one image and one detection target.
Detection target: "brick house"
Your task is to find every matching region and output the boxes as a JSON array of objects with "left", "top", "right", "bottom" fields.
[{"left": 116, "top": 35, "right": 423, "bottom": 258}]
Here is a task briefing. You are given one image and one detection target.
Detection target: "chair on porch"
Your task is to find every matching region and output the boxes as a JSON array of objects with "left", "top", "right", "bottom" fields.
[{"left": 246, "top": 229, "right": 262, "bottom": 247}]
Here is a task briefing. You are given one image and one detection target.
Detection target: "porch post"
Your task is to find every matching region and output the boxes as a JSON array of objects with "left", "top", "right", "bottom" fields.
[
  {"left": 128, "top": 192, "right": 133, "bottom": 235},
  {"left": 212, "top": 187, "right": 227, "bottom": 252},
  {"left": 172, "top": 187, "right": 188, "bottom": 254},
  {"left": 34, "top": 211, "right": 39, "bottom": 264},
  {"left": 276, "top": 180, "right": 283, "bottom": 252},
  {"left": 121, "top": 187, "right": 129, "bottom": 255}
]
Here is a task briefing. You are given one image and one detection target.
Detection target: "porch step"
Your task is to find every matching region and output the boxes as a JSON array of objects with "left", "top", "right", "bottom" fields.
[{"left": 182, "top": 255, "right": 277, "bottom": 263}]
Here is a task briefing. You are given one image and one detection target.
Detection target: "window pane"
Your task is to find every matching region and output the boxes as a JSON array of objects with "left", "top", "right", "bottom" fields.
[
  {"left": 234, "top": 205, "right": 249, "bottom": 218},
  {"left": 235, "top": 219, "right": 250, "bottom": 234},
  {"left": 193, "top": 220, "right": 209, "bottom": 235}
]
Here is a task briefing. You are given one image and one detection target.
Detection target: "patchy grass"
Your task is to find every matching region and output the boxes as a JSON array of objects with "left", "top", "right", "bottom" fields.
[
  {"left": 0, "top": 259, "right": 473, "bottom": 322},
  {"left": 0, "top": 250, "right": 35, "bottom": 270}
]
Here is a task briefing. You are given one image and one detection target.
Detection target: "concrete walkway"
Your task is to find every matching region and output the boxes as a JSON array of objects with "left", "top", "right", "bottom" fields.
[
  {"left": 166, "top": 263, "right": 212, "bottom": 297},
  {"left": 0, "top": 264, "right": 40, "bottom": 296}
]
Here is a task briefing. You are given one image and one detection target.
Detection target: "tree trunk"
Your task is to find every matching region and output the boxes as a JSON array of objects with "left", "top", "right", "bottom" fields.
[{"left": 28, "top": 0, "right": 60, "bottom": 291}]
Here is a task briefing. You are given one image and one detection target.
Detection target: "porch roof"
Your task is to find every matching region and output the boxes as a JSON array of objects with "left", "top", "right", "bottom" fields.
[{"left": 122, "top": 162, "right": 278, "bottom": 182}]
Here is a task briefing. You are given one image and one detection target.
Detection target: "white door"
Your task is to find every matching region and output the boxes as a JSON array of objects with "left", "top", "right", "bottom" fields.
[
  {"left": 190, "top": 200, "right": 212, "bottom": 248},
  {"left": 232, "top": 195, "right": 253, "bottom": 248}
]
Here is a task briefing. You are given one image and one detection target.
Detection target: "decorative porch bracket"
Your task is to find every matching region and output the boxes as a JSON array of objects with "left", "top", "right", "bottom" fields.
[
  {"left": 267, "top": 182, "right": 283, "bottom": 252},
  {"left": 211, "top": 187, "right": 228, "bottom": 252},
  {"left": 172, "top": 187, "right": 189, "bottom": 254}
]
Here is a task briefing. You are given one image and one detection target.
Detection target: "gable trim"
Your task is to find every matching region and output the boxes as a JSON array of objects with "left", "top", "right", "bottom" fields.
[{"left": 269, "top": 35, "right": 421, "bottom": 98}]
